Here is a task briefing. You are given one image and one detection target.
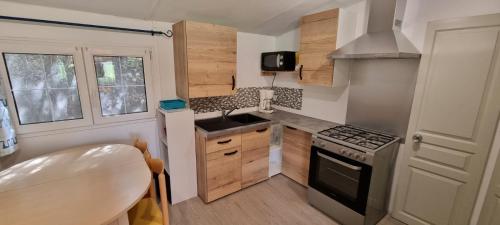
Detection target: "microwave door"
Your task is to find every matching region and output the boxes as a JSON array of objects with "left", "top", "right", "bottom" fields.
[{"left": 263, "top": 54, "right": 278, "bottom": 70}]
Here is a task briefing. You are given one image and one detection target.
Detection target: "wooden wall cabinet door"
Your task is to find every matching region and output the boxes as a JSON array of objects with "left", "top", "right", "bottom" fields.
[
  {"left": 281, "top": 126, "right": 312, "bottom": 186},
  {"left": 173, "top": 20, "right": 237, "bottom": 100},
  {"left": 298, "top": 9, "right": 338, "bottom": 87},
  {"left": 241, "top": 127, "right": 271, "bottom": 188}
]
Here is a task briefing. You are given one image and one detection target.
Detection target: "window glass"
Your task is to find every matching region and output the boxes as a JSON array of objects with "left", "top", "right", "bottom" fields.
[
  {"left": 3, "top": 53, "right": 83, "bottom": 125},
  {"left": 93, "top": 56, "right": 147, "bottom": 116}
]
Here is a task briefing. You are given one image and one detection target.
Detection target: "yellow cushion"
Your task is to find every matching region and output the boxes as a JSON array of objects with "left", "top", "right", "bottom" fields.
[{"left": 128, "top": 198, "right": 163, "bottom": 225}]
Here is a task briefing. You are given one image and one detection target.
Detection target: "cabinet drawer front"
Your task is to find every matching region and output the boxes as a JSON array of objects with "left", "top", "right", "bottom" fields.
[
  {"left": 206, "top": 147, "right": 242, "bottom": 202},
  {"left": 206, "top": 133, "right": 241, "bottom": 154},
  {"left": 242, "top": 127, "right": 271, "bottom": 151},
  {"left": 242, "top": 147, "right": 269, "bottom": 188}
]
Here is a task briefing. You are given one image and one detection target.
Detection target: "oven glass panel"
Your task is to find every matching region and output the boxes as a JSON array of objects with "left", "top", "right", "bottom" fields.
[
  {"left": 316, "top": 153, "right": 361, "bottom": 200},
  {"left": 309, "top": 146, "right": 372, "bottom": 215},
  {"left": 263, "top": 54, "right": 277, "bottom": 68}
]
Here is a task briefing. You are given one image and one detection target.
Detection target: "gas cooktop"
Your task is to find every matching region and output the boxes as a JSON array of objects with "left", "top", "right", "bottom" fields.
[{"left": 318, "top": 125, "right": 396, "bottom": 150}]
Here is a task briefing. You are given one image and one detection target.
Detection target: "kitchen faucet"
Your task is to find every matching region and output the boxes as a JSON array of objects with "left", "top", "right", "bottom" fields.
[{"left": 221, "top": 107, "right": 237, "bottom": 120}]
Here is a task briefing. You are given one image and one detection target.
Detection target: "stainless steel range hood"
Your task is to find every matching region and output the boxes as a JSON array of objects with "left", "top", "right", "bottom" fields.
[{"left": 331, "top": 0, "right": 420, "bottom": 59}]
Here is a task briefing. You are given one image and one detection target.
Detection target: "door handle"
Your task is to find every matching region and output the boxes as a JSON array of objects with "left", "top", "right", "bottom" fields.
[
  {"left": 217, "top": 139, "right": 232, "bottom": 144},
  {"left": 224, "top": 150, "right": 238, "bottom": 156},
  {"left": 318, "top": 153, "right": 362, "bottom": 171},
  {"left": 412, "top": 134, "right": 423, "bottom": 143},
  {"left": 256, "top": 128, "right": 268, "bottom": 133},
  {"left": 299, "top": 64, "right": 303, "bottom": 80},
  {"left": 232, "top": 75, "right": 235, "bottom": 90}
]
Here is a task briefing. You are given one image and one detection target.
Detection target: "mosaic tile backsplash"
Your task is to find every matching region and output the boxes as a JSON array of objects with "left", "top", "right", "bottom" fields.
[{"left": 189, "top": 87, "right": 303, "bottom": 113}]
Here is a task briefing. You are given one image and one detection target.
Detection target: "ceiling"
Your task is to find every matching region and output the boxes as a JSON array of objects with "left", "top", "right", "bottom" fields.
[{"left": 2, "top": 0, "right": 361, "bottom": 35}]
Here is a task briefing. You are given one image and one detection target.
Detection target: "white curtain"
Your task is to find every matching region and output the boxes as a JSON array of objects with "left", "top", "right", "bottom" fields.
[{"left": 0, "top": 97, "right": 17, "bottom": 157}]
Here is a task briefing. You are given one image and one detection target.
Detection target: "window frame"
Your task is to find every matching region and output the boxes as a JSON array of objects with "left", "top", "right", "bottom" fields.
[
  {"left": 0, "top": 41, "right": 93, "bottom": 134},
  {"left": 83, "top": 46, "right": 155, "bottom": 125}
]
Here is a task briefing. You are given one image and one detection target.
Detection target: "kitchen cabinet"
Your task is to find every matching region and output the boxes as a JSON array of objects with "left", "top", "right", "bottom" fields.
[
  {"left": 195, "top": 126, "right": 270, "bottom": 203},
  {"left": 206, "top": 146, "right": 242, "bottom": 202},
  {"left": 281, "top": 126, "right": 312, "bottom": 186},
  {"left": 241, "top": 127, "right": 271, "bottom": 188},
  {"left": 173, "top": 20, "right": 237, "bottom": 100},
  {"left": 298, "top": 8, "right": 339, "bottom": 87},
  {"left": 195, "top": 132, "right": 242, "bottom": 203}
]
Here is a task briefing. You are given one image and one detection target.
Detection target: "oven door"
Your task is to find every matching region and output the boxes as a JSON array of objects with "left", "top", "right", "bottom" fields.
[{"left": 308, "top": 146, "right": 372, "bottom": 215}]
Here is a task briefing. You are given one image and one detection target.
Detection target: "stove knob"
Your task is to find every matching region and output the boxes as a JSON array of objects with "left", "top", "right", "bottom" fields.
[
  {"left": 360, "top": 155, "right": 367, "bottom": 161},
  {"left": 348, "top": 152, "right": 354, "bottom": 157},
  {"left": 340, "top": 149, "right": 347, "bottom": 155},
  {"left": 354, "top": 154, "right": 360, "bottom": 159}
]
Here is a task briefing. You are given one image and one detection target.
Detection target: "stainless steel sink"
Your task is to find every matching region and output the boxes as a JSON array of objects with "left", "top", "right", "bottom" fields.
[{"left": 195, "top": 113, "right": 269, "bottom": 132}]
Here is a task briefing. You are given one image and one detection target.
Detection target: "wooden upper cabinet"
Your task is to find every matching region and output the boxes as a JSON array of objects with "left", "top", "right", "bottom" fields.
[
  {"left": 173, "top": 20, "right": 237, "bottom": 100},
  {"left": 298, "top": 8, "right": 339, "bottom": 86}
]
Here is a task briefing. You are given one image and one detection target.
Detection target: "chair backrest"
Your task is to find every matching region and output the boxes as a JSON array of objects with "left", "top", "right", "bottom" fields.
[
  {"left": 143, "top": 158, "right": 169, "bottom": 225},
  {"left": 133, "top": 139, "right": 169, "bottom": 225},
  {"left": 134, "top": 139, "right": 149, "bottom": 154}
]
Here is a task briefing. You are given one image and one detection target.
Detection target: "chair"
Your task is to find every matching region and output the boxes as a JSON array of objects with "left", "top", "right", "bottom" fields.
[{"left": 129, "top": 139, "right": 170, "bottom": 225}]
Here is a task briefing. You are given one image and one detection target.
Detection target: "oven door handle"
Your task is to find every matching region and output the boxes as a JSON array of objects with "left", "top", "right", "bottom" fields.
[{"left": 318, "top": 152, "right": 362, "bottom": 171}]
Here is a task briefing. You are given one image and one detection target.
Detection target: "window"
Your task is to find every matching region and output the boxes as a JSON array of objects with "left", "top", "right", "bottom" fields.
[
  {"left": 3, "top": 53, "right": 83, "bottom": 125},
  {"left": 93, "top": 56, "right": 148, "bottom": 116},
  {"left": 0, "top": 42, "right": 154, "bottom": 133},
  {"left": 0, "top": 43, "right": 93, "bottom": 133},
  {"left": 84, "top": 47, "right": 154, "bottom": 124}
]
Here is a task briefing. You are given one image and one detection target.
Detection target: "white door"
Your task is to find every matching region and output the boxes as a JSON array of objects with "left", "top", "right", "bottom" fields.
[{"left": 392, "top": 13, "right": 500, "bottom": 225}]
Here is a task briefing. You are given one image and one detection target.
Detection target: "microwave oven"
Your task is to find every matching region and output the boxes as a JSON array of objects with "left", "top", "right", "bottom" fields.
[{"left": 261, "top": 51, "right": 296, "bottom": 71}]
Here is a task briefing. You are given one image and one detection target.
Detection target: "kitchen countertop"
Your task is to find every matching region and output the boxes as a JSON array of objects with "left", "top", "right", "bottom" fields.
[
  {"left": 195, "top": 109, "right": 341, "bottom": 138},
  {"left": 250, "top": 109, "right": 341, "bottom": 135}
]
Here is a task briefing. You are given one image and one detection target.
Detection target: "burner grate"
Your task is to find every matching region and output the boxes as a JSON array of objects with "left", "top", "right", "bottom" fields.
[{"left": 319, "top": 125, "right": 395, "bottom": 150}]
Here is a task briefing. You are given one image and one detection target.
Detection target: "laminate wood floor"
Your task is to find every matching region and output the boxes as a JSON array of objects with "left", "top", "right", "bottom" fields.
[{"left": 169, "top": 174, "right": 405, "bottom": 225}]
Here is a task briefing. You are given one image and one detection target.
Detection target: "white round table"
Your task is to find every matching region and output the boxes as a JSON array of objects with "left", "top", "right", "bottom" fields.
[{"left": 0, "top": 144, "right": 151, "bottom": 225}]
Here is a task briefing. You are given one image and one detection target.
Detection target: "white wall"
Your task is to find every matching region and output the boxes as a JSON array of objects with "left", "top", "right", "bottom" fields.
[
  {"left": 237, "top": 32, "right": 275, "bottom": 88},
  {"left": 401, "top": 0, "right": 500, "bottom": 51},
  {"left": 272, "top": 1, "right": 368, "bottom": 123}
]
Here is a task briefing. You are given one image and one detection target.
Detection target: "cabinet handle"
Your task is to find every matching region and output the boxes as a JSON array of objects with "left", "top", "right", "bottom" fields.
[
  {"left": 286, "top": 126, "right": 297, "bottom": 130},
  {"left": 256, "top": 128, "right": 268, "bottom": 133},
  {"left": 217, "top": 139, "right": 232, "bottom": 144},
  {"left": 232, "top": 75, "right": 235, "bottom": 90},
  {"left": 299, "top": 65, "right": 303, "bottom": 80},
  {"left": 224, "top": 150, "right": 238, "bottom": 156}
]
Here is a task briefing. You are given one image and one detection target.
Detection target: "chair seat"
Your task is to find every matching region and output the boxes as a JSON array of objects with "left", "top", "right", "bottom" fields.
[{"left": 128, "top": 198, "right": 163, "bottom": 225}]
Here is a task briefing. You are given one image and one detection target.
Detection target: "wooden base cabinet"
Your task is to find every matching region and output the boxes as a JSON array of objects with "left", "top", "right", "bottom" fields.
[
  {"left": 242, "top": 147, "right": 269, "bottom": 188},
  {"left": 281, "top": 126, "right": 312, "bottom": 186},
  {"left": 241, "top": 127, "right": 271, "bottom": 188},
  {"left": 206, "top": 147, "right": 242, "bottom": 202},
  {"left": 196, "top": 131, "right": 242, "bottom": 203},
  {"left": 196, "top": 126, "right": 271, "bottom": 203}
]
